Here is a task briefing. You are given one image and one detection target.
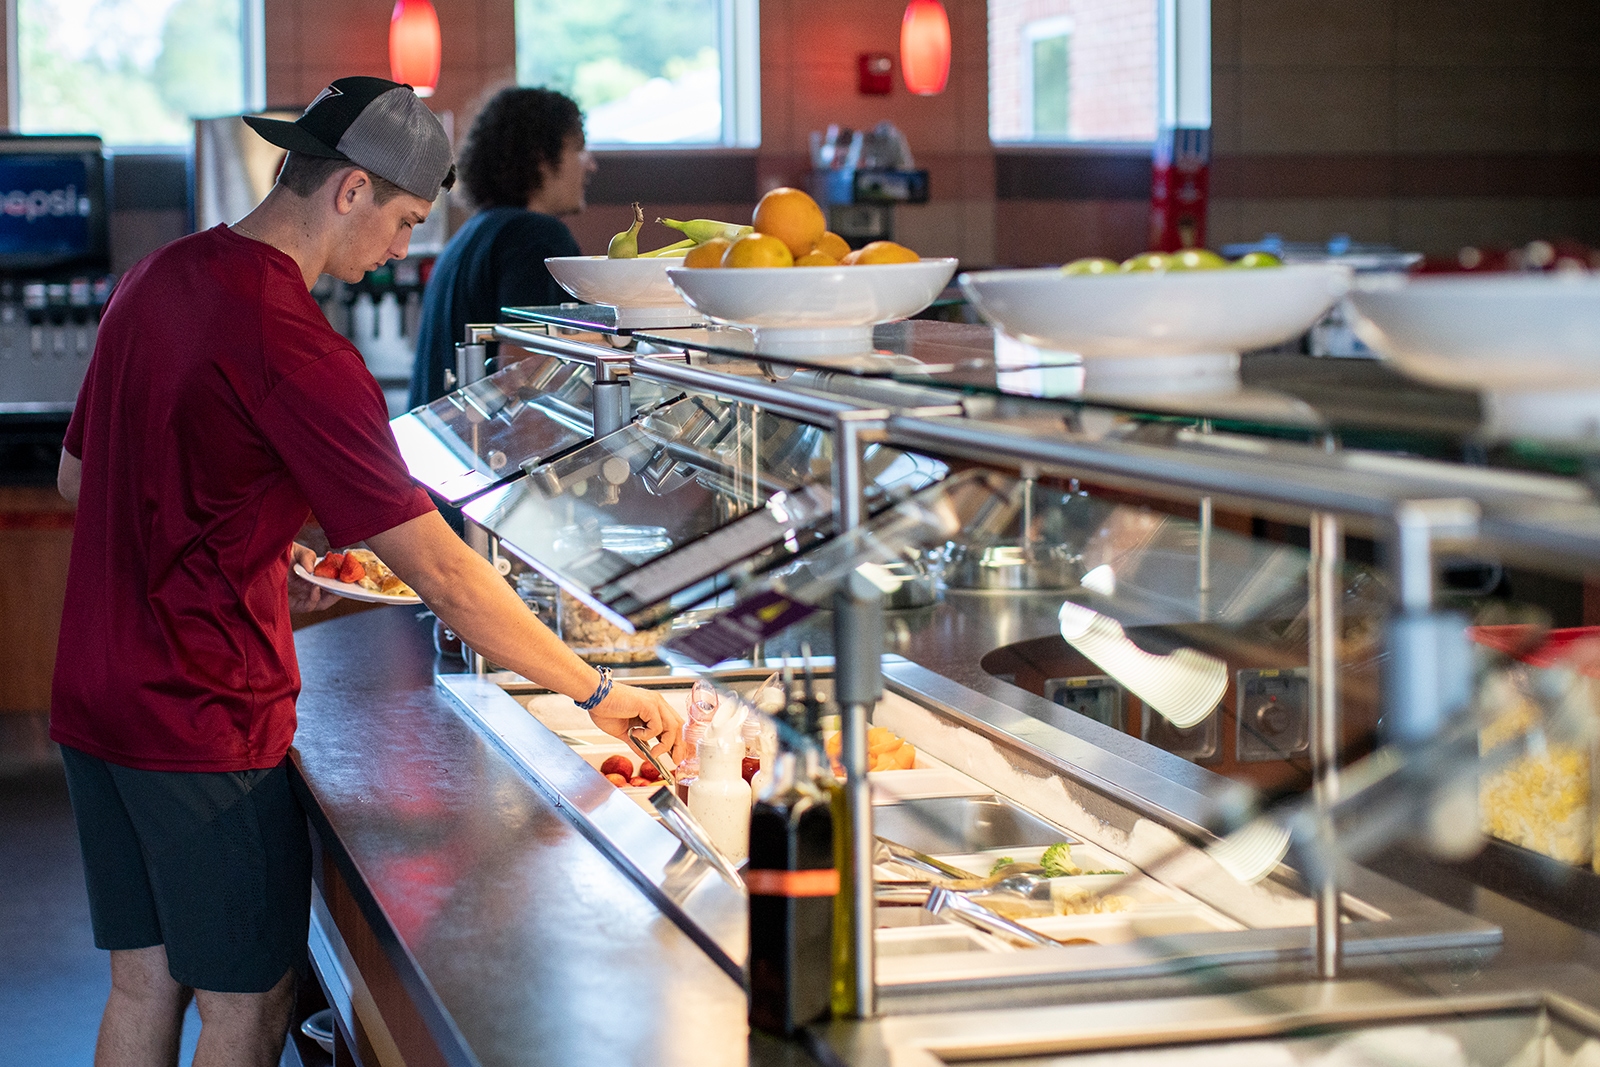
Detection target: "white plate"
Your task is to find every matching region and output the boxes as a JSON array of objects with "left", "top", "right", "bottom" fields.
[
  {"left": 668, "top": 258, "right": 959, "bottom": 355},
  {"left": 1348, "top": 272, "right": 1600, "bottom": 391},
  {"left": 545, "top": 255, "right": 702, "bottom": 327},
  {"left": 293, "top": 563, "right": 420, "bottom": 605},
  {"left": 960, "top": 264, "right": 1351, "bottom": 380}
]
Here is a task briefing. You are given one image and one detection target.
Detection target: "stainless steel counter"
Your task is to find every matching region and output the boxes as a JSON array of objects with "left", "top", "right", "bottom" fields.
[{"left": 289, "top": 594, "right": 1600, "bottom": 1067}]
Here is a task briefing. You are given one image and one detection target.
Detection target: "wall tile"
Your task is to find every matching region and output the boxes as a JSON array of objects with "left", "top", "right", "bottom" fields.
[
  {"left": 1394, "top": 0, "right": 1545, "bottom": 68},
  {"left": 1212, "top": 0, "right": 1242, "bottom": 68},
  {"left": 993, "top": 198, "right": 1148, "bottom": 266},
  {"left": 1390, "top": 196, "right": 1547, "bottom": 253},
  {"left": 1394, "top": 69, "right": 1547, "bottom": 152},
  {"left": 1239, "top": 0, "right": 1393, "bottom": 68},
  {"left": 1544, "top": 0, "right": 1600, "bottom": 68},
  {"left": 1210, "top": 66, "right": 1242, "bottom": 156},
  {"left": 1239, "top": 68, "right": 1394, "bottom": 154},
  {"left": 1548, "top": 71, "right": 1600, "bottom": 152},
  {"left": 1206, "top": 197, "right": 1394, "bottom": 248}
]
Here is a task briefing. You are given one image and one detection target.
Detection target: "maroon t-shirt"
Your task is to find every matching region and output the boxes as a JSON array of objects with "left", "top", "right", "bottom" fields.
[{"left": 51, "top": 225, "right": 435, "bottom": 772}]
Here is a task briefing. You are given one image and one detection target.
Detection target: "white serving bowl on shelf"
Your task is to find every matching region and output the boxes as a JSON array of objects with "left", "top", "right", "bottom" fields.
[
  {"left": 1347, "top": 272, "right": 1600, "bottom": 441},
  {"left": 667, "top": 258, "right": 960, "bottom": 356},
  {"left": 544, "top": 255, "right": 702, "bottom": 328},
  {"left": 960, "top": 263, "right": 1352, "bottom": 390}
]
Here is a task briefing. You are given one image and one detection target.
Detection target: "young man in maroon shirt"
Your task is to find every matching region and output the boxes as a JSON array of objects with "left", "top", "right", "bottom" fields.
[{"left": 53, "top": 77, "right": 683, "bottom": 1067}]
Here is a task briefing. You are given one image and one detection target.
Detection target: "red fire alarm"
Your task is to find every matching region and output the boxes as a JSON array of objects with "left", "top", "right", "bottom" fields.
[{"left": 858, "top": 53, "right": 893, "bottom": 95}]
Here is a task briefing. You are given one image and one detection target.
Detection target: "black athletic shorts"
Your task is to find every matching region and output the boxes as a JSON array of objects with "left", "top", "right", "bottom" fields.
[{"left": 60, "top": 745, "right": 312, "bottom": 993}]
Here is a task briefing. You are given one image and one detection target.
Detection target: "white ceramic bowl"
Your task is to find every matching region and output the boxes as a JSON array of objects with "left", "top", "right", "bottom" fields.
[
  {"left": 960, "top": 264, "right": 1352, "bottom": 383},
  {"left": 544, "top": 255, "right": 700, "bottom": 328},
  {"left": 667, "top": 258, "right": 960, "bottom": 355},
  {"left": 1348, "top": 273, "right": 1600, "bottom": 391}
]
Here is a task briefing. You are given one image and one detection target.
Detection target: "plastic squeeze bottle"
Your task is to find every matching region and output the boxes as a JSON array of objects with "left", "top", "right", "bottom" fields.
[
  {"left": 687, "top": 702, "right": 752, "bottom": 863},
  {"left": 676, "top": 678, "right": 719, "bottom": 799}
]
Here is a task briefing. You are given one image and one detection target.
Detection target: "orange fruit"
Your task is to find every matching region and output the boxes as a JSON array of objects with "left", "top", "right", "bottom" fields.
[
  {"left": 721, "top": 232, "right": 794, "bottom": 268},
  {"left": 683, "top": 238, "right": 730, "bottom": 268},
  {"left": 851, "top": 240, "right": 920, "bottom": 265},
  {"left": 794, "top": 250, "right": 838, "bottom": 267},
  {"left": 840, "top": 249, "right": 863, "bottom": 265},
  {"left": 752, "top": 187, "right": 826, "bottom": 258},
  {"left": 815, "top": 231, "right": 851, "bottom": 260}
]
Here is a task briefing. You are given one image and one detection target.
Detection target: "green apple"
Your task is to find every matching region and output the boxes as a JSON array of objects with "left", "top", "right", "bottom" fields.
[
  {"left": 1232, "top": 251, "right": 1284, "bottom": 269},
  {"left": 1168, "top": 248, "right": 1227, "bottom": 270},
  {"left": 1061, "top": 257, "right": 1120, "bottom": 275},
  {"left": 1120, "top": 252, "right": 1173, "bottom": 272}
]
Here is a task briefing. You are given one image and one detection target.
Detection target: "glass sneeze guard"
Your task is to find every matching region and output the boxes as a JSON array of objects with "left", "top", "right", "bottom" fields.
[
  {"left": 462, "top": 394, "right": 949, "bottom": 630},
  {"left": 389, "top": 352, "right": 673, "bottom": 506}
]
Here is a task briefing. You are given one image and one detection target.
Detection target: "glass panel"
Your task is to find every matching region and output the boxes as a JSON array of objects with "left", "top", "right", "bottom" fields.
[
  {"left": 514, "top": 0, "right": 723, "bottom": 145},
  {"left": 462, "top": 394, "right": 948, "bottom": 627},
  {"left": 21, "top": 0, "right": 245, "bottom": 145},
  {"left": 389, "top": 353, "right": 673, "bottom": 505},
  {"left": 502, "top": 304, "right": 710, "bottom": 335}
]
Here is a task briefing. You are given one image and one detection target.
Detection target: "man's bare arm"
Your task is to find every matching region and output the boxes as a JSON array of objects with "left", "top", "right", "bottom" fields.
[
  {"left": 57, "top": 450, "right": 81, "bottom": 506},
  {"left": 366, "top": 510, "right": 684, "bottom": 759}
]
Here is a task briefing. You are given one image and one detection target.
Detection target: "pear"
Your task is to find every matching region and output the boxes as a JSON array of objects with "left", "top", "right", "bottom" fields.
[
  {"left": 657, "top": 217, "right": 752, "bottom": 243},
  {"left": 608, "top": 203, "right": 644, "bottom": 259}
]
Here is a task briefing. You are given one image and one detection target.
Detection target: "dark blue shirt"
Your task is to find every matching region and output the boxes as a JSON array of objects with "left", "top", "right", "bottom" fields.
[{"left": 409, "top": 208, "right": 580, "bottom": 409}]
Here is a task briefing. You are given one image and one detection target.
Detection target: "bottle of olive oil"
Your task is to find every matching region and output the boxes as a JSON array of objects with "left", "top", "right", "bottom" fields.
[{"left": 746, "top": 662, "right": 836, "bottom": 1036}]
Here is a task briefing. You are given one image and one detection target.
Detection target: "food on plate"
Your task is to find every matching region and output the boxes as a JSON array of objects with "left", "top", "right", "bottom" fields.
[
  {"left": 987, "top": 856, "right": 1015, "bottom": 877},
  {"left": 604, "top": 772, "right": 629, "bottom": 786},
  {"left": 683, "top": 237, "right": 732, "bottom": 268},
  {"left": 1480, "top": 674, "right": 1596, "bottom": 865},
  {"left": 629, "top": 777, "right": 651, "bottom": 787},
  {"left": 607, "top": 203, "right": 644, "bottom": 259},
  {"left": 841, "top": 240, "right": 919, "bottom": 266},
  {"left": 1169, "top": 248, "right": 1227, "bottom": 270},
  {"left": 722, "top": 232, "right": 794, "bottom": 268},
  {"left": 637, "top": 760, "right": 662, "bottom": 782},
  {"left": 309, "top": 549, "right": 415, "bottom": 598},
  {"left": 824, "top": 725, "right": 916, "bottom": 774},
  {"left": 1039, "top": 842, "right": 1122, "bottom": 878},
  {"left": 753, "top": 186, "right": 827, "bottom": 258},
  {"left": 599, "top": 754, "right": 634, "bottom": 779},
  {"left": 1233, "top": 250, "right": 1283, "bottom": 269},
  {"left": 1051, "top": 885, "right": 1133, "bottom": 916},
  {"left": 1061, "top": 257, "right": 1118, "bottom": 275}
]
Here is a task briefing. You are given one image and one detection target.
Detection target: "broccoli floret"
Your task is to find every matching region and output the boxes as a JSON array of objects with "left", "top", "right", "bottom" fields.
[
  {"left": 987, "top": 856, "right": 1015, "bottom": 877},
  {"left": 1039, "top": 842, "right": 1080, "bottom": 878}
]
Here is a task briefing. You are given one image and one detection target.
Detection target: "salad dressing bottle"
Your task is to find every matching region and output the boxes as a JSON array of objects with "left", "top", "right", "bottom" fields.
[
  {"left": 686, "top": 703, "right": 751, "bottom": 863},
  {"left": 747, "top": 662, "right": 836, "bottom": 1035}
]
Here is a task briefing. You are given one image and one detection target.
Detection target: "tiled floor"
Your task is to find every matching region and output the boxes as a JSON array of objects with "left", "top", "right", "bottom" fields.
[{"left": 0, "top": 762, "right": 204, "bottom": 1064}]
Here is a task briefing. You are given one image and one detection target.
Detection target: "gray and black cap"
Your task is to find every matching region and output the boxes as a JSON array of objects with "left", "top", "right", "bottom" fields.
[{"left": 244, "top": 77, "right": 455, "bottom": 201}]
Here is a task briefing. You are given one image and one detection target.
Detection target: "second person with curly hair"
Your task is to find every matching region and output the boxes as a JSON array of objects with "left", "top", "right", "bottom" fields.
[{"left": 409, "top": 86, "right": 596, "bottom": 409}]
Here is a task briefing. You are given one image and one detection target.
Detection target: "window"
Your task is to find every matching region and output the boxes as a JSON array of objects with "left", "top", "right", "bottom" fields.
[
  {"left": 514, "top": 0, "right": 759, "bottom": 147},
  {"left": 989, "top": 0, "right": 1159, "bottom": 144},
  {"left": 17, "top": 0, "right": 264, "bottom": 146}
]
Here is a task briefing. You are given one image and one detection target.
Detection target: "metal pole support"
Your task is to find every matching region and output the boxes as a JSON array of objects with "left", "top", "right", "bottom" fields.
[
  {"left": 591, "top": 360, "right": 631, "bottom": 438},
  {"left": 830, "top": 409, "right": 888, "bottom": 1020},
  {"left": 1308, "top": 512, "right": 1341, "bottom": 978}
]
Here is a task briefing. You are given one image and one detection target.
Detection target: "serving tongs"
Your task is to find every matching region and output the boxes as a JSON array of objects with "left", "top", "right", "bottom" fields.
[
  {"left": 627, "top": 726, "right": 677, "bottom": 788},
  {"left": 924, "top": 886, "right": 1059, "bottom": 949},
  {"left": 648, "top": 787, "right": 746, "bottom": 894}
]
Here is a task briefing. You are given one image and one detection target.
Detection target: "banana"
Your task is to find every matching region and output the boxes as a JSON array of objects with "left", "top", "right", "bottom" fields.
[
  {"left": 607, "top": 203, "right": 644, "bottom": 259},
  {"left": 657, "top": 217, "right": 752, "bottom": 244},
  {"left": 638, "top": 238, "right": 696, "bottom": 258}
]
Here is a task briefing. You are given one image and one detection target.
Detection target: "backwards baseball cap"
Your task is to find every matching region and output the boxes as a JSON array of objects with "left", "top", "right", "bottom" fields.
[{"left": 244, "top": 76, "right": 455, "bottom": 201}]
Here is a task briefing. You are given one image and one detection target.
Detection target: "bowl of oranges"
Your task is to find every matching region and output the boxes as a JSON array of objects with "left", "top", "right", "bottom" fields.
[{"left": 665, "top": 188, "right": 958, "bottom": 356}]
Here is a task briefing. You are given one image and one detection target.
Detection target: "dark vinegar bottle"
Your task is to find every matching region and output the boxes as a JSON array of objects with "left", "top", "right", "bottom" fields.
[{"left": 746, "top": 678, "right": 835, "bottom": 1035}]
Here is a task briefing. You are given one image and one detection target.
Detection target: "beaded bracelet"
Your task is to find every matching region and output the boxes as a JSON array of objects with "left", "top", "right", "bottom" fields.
[{"left": 576, "top": 666, "right": 614, "bottom": 711}]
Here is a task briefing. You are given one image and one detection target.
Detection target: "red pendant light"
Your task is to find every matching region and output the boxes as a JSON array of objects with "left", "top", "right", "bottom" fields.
[
  {"left": 390, "top": 0, "right": 441, "bottom": 98},
  {"left": 900, "top": 0, "right": 950, "bottom": 96}
]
